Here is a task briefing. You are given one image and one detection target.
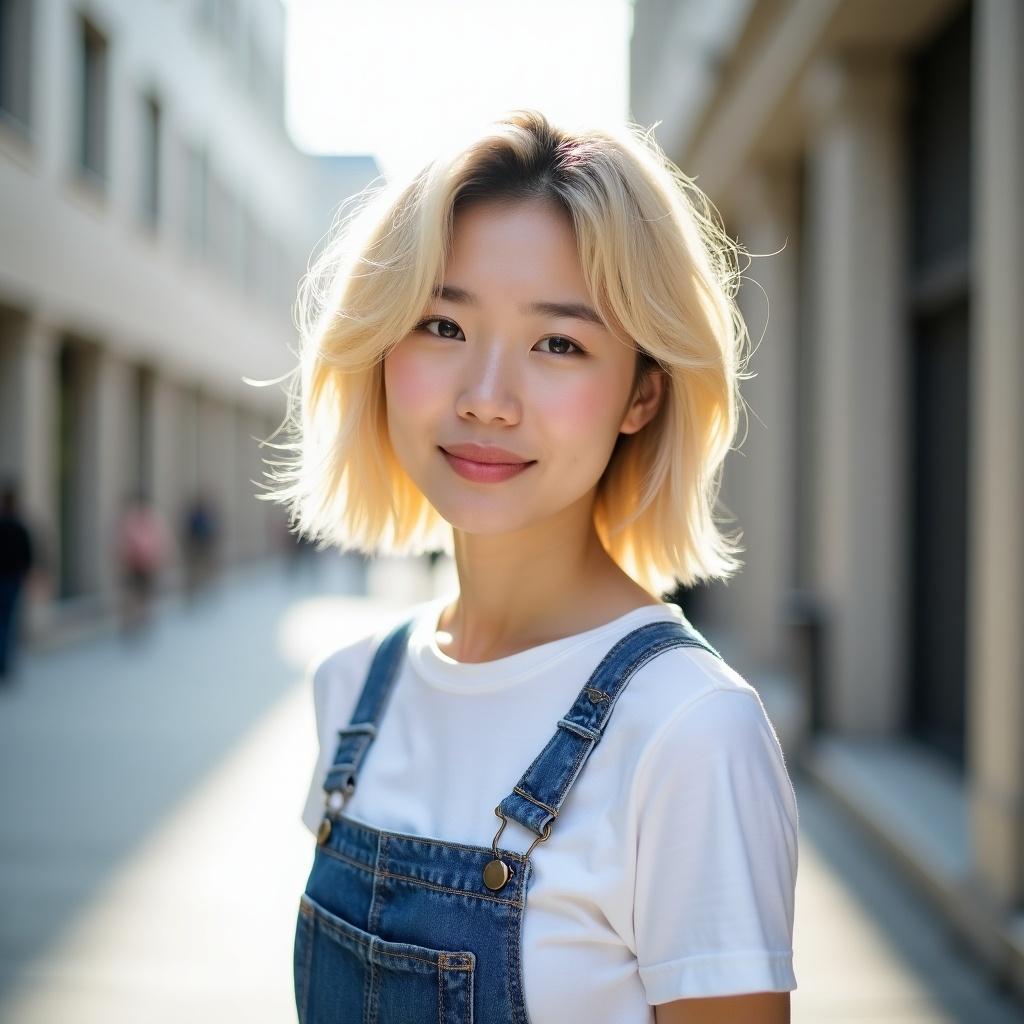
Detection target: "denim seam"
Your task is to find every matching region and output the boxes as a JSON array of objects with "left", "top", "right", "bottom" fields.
[
  {"left": 312, "top": 910, "right": 458, "bottom": 967},
  {"left": 387, "top": 868, "right": 527, "bottom": 908},
  {"left": 518, "top": 730, "right": 592, "bottom": 833},
  {"left": 512, "top": 785, "right": 558, "bottom": 816},
  {"left": 366, "top": 946, "right": 378, "bottom": 1024},
  {"left": 298, "top": 902, "right": 313, "bottom": 1021},
  {"left": 548, "top": 734, "right": 594, "bottom": 815},
  {"left": 438, "top": 954, "right": 474, "bottom": 971},
  {"left": 438, "top": 959, "right": 445, "bottom": 1024},
  {"left": 328, "top": 814, "right": 530, "bottom": 861},
  {"left": 508, "top": 860, "right": 531, "bottom": 1024},
  {"left": 368, "top": 832, "right": 385, "bottom": 935},
  {"left": 514, "top": 725, "right": 565, "bottom": 789},
  {"left": 541, "top": 733, "right": 592, "bottom": 826},
  {"left": 318, "top": 844, "right": 527, "bottom": 907},
  {"left": 506, "top": 878, "right": 516, "bottom": 1024},
  {"left": 338, "top": 722, "right": 377, "bottom": 738},
  {"left": 556, "top": 718, "right": 601, "bottom": 742}
]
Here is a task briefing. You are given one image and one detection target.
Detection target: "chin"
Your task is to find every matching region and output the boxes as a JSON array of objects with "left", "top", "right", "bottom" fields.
[{"left": 433, "top": 502, "right": 535, "bottom": 536}]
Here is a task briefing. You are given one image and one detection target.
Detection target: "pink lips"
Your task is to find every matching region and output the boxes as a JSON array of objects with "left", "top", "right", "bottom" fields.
[{"left": 439, "top": 444, "right": 536, "bottom": 484}]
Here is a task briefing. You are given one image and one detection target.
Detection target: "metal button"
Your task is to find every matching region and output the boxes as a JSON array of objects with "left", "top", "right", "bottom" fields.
[
  {"left": 317, "top": 817, "right": 332, "bottom": 845},
  {"left": 482, "top": 857, "right": 512, "bottom": 891}
]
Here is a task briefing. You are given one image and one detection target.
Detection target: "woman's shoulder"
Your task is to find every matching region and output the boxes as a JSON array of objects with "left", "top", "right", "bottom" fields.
[
  {"left": 622, "top": 633, "right": 765, "bottom": 729},
  {"left": 624, "top": 642, "right": 799, "bottom": 828}
]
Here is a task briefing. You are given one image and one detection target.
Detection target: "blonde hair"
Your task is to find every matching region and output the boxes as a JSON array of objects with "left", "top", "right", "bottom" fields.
[{"left": 258, "top": 109, "right": 751, "bottom": 596}]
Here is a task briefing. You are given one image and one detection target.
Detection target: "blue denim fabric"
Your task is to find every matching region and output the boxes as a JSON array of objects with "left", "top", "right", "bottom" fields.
[{"left": 295, "top": 614, "right": 722, "bottom": 1023}]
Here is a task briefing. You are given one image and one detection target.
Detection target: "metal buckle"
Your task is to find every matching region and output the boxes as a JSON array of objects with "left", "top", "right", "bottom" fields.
[
  {"left": 317, "top": 780, "right": 356, "bottom": 846},
  {"left": 484, "top": 806, "right": 552, "bottom": 892},
  {"left": 491, "top": 806, "right": 552, "bottom": 861}
]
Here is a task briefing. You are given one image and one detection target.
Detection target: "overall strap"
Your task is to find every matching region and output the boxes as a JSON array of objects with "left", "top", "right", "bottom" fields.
[
  {"left": 322, "top": 615, "right": 417, "bottom": 799},
  {"left": 495, "top": 618, "right": 723, "bottom": 839}
]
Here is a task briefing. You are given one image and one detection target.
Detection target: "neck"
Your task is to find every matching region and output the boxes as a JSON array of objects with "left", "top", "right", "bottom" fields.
[{"left": 437, "top": 496, "right": 659, "bottom": 663}]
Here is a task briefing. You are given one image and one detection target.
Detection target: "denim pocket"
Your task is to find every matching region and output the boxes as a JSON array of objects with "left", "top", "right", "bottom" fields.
[{"left": 294, "top": 891, "right": 475, "bottom": 1023}]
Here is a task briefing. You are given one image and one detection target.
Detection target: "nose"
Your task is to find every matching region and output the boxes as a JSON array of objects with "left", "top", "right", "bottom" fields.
[{"left": 454, "top": 343, "right": 522, "bottom": 425}]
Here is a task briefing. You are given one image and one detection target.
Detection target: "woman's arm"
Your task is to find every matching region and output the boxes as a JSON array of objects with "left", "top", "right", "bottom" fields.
[{"left": 655, "top": 991, "right": 790, "bottom": 1023}]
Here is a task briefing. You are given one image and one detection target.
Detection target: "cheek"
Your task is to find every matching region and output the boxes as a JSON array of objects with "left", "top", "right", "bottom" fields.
[
  {"left": 384, "top": 344, "right": 440, "bottom": 416},
  {"left": 534, "top": 373, "right": 629, "bottom": 480},
  {"left": 540, "top": 374, "right": 626, "bottom": 439}
]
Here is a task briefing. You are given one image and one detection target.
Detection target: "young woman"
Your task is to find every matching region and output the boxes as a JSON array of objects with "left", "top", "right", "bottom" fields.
[{"left": 268, "top": 110, "right": 799, "bottom": 1023}]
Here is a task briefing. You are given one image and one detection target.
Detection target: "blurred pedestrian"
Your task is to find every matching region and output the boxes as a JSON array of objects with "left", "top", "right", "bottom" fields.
[
  {"left": 182, "top": 493, "right": 219, "bottom": 601},
  {"left": 116, "top": 492, "right": 168, "bottom": 637},
  {"left": 0, "top": 480, "right": 34, "bottom": 684}
]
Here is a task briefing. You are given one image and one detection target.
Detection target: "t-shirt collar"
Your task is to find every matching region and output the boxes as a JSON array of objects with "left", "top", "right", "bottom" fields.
[{"left": 406, "top": 591, "right": 685, "bottom": 694}]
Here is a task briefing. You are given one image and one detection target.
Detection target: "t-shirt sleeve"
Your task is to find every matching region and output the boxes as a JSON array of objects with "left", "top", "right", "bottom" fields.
[
  {"left": 299, "top": 653, "right": 337, "bottom": 835},
  {"left": 633, "top": 686, "right": 799, "bottom": 1003}
]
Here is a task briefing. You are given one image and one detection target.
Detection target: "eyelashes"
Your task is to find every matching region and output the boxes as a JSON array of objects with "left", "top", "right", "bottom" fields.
[
  {"left": 415, "top": 317, "right": 465, "bottom": 341},
  {"left": 413, "top": 316, "right": 586, "bottom": 358}
]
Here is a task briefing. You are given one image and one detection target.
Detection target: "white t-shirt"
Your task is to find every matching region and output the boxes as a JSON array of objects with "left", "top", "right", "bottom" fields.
[{"left": 300, "top": 594, "right": 799, "bottom": 1020}]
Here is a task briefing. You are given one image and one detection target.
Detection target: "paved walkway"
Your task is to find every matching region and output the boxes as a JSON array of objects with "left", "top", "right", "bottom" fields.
[{"left": 0, "top": 554, "right": 1019, "bottom": 1022}]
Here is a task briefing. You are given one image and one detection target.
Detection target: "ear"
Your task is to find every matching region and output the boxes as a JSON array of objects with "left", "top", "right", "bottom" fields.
[{"left": 619, "top": 365, "right": 666, "bottom": 435}]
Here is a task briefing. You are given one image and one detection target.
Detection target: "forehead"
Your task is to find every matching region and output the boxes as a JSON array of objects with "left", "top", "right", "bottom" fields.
[{"left": 446, "top": 199, "right": 587, "bottom": 294}]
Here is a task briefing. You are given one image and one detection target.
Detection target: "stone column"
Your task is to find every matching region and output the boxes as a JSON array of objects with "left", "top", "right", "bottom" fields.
[
  {"left": 5, "top": 315, "right": 60, "bottom": 634},
  {"left": 79, "top": 345, "right": 134, "bottom": 605},
  {"left": 966, "top": 0, "right": 1024, "bottom": 911},
  {"left": 151, "top": 373, "right": 183, "bottom": 583},
  {"left": 724, "top": 163, "right": 801, "bottom": 674},
  {"left": 15, "top": 316, "right": 59, "bottom": 559},
  {"left": 802, "top": 53, "right": 908, "bottom": 733}
]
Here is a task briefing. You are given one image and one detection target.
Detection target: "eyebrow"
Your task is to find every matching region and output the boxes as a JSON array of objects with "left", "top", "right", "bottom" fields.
[{"left": 431, "top": 284, "right": 606, "bottom": 328}]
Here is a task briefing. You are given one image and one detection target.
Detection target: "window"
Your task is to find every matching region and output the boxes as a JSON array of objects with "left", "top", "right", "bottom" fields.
[
  {"left": 0, "top": 0, "right": 33, "bottom": 133},
  {"left": 906, "top": 4, "right": 971, "bottom": 770},
  {"left": 79, "top": 16, "right": 109, "bottom": 186},
  {"left": 140, "top": 93, "right": 161, "bottom": 229}
]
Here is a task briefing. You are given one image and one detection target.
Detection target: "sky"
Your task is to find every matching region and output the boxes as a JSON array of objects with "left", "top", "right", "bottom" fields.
[{"left": 284, "top": 0, "right": 634, "bottom": 184}]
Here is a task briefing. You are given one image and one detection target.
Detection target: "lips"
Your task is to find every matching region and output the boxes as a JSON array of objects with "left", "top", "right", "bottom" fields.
[
  {"left": 438, "top": 441, "right": 537, "bottom": 486},
  {"left": 439, "top": 443, "right": 535, "bottom": 465}
]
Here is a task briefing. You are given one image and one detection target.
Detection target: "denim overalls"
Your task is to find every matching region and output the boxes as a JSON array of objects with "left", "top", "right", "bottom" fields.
[{"left": 294, "top": 612, "right": 722, "bottom": 1024}]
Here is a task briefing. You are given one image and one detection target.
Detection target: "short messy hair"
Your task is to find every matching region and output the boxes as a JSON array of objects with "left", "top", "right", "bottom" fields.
[{"left": 258, "top": 109, "right": 751, "bottom": 595}]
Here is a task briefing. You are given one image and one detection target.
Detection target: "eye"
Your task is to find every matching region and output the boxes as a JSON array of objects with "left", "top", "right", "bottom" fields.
[
  {"left": 535, "top": 335, "right": 585, "bottom": 357},
  {"left": 416, "top": 316, "right": 465, "bottom": 340}
]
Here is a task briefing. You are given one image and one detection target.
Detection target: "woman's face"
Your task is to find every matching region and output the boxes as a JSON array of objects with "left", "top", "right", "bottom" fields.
[{"left": 383, "top": 198, "right": 661, "bottom": 536}]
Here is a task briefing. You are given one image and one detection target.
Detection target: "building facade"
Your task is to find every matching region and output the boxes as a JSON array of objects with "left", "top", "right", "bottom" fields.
[
  {"left": 0, "top": 0, "right": 380, "bottom": 639},
  {"left": 632, "top": 0, "right": 1023, "bottom": 999}
]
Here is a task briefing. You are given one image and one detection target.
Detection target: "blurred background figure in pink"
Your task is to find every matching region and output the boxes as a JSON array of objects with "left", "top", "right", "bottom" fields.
[{"left": 115, "top": 491, "right": 169, "bottom": 638}]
